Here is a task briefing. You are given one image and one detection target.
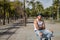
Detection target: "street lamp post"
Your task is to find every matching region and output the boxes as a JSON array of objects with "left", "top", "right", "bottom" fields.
[{"left": 24, "top": 0, "right": 26, "bottom": 26}]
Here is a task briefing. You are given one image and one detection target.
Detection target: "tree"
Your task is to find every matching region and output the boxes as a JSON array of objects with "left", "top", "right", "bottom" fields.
[
  {"left": 35, "top": 1, "right": 44, "bottom": 13},
  {"left": 53, "top": 0, "right": 60, "bottom": 21},
  {"left": 0, "top": 0, "right": 24, "bottom": 25},
  {"left": 27, "top": 0, "right": 44, "bottom": 17}
]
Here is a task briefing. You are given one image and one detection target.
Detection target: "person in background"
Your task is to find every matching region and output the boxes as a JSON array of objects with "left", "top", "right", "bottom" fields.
[{"left": 34, "top": 14, "right": 53, "bottom": 40}]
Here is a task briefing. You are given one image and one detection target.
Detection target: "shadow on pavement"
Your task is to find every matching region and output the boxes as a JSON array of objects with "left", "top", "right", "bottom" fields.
[
  {"left": 0, "top": 22, "right": 24, "bottom": 40},
  {"left": 0, "top": 31, "right": 15, "bottom": 35},
  {"left": 0, "top": 27, "right": 20, "bottom": 30}
]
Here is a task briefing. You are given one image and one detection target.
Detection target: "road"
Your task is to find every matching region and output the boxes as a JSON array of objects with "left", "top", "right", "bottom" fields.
[{"left": 0, "top": 19, "right": 60, "bottom": 40}]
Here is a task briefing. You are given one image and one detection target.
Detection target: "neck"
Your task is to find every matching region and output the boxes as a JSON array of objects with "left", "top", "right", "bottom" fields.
[{"left": 37, "top": 19, "right": 41, "bottom": 21}]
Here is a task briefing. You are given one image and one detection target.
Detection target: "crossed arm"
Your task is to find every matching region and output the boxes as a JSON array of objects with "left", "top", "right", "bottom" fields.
[{"left": 34, "top": 20, "right": 45, "bottom": 30}]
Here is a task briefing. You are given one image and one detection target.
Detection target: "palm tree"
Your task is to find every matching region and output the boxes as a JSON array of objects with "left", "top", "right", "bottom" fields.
[
  {"left": 27, "top": 0, "right": 44, "bottom": 16},
  {"left": 27, "top": 0, "right": 36, "bottom": 16},
  {"left": 35, "top": 1, "right": 44, "bottom": 14}
]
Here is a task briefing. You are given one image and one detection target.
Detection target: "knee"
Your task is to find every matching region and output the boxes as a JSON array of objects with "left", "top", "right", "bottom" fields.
[
  {"left": 48, "top": 30, "right": 53, "bottom": 35},
  {"left": 48, "top": 31, "right": 53, "bottom": 36},
  {"left": 39, "top": 32, "right": 43, "bottom": 37},
  {"left": 47, "top": 33, "right": 52, "bottom": 38}
]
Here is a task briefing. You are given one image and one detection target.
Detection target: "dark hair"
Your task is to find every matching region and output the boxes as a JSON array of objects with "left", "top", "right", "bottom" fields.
[{"left": 37, "top": 13, "right": 42, "bottom": 17}]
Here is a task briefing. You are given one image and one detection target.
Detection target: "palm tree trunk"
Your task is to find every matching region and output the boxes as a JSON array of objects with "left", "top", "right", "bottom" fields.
[
  {"left": 7, "top": 17, "right": 9, "bottom": 24},
  {"left": 57, "top": 0, "right": 60, "bottom": 21},
  {"left": 3, "top": 0, "right": 5, "bottom": 25},
  {"left": 3, "top": 10, "right": 5, "bottom": 25},
  {"left": 57, "top": 6, "right": 59, "bottom": 21}
]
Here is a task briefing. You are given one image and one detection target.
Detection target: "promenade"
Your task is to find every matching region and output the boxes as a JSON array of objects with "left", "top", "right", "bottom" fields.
[{"left": 0, "top": 19, "right": 60, "bottom": 40}]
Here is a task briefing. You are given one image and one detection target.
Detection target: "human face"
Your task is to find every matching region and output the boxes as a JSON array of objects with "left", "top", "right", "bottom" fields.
[{"left": 37, "top": 16, "right": 42, "bottom": 20}]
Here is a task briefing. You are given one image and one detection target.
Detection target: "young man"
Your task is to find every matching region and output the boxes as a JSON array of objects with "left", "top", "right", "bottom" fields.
[{"left": 34, "top": 14, "right": 53, "bottom": 40}]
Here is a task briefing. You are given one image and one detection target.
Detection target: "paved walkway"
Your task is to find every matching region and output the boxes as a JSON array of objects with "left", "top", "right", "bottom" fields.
[{"left": 0, "top": 19, "right": 60, "bottom": 40}]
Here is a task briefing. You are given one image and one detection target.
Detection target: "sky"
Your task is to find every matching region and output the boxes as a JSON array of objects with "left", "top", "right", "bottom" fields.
[
  {"left": 10, "top": 0, "right": 53, "bottom": 9},
  {"left": 38, "top": 0, "right": 53, "bottom": 9}
]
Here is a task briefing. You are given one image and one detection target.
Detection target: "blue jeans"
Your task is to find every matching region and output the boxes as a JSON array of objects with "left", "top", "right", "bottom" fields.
[{"left": 35, "top": 29, "right": 53, "bottom": 40}]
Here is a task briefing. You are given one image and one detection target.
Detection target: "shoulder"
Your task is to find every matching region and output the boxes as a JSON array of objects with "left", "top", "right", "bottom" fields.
[{"left": 34, "top": 19, "right": 38, "bottom": 23}]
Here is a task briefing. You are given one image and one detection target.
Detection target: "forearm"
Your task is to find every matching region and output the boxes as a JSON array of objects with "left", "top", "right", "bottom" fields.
[
  {"left": 43, "top": 26, "right": 45, "bottom": 29},
  {"left": 35, "top": 26, "right": 40, "bottom": 30},
  {"left": 39, "top": 26, "right": 45, "bottom": 30}
]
